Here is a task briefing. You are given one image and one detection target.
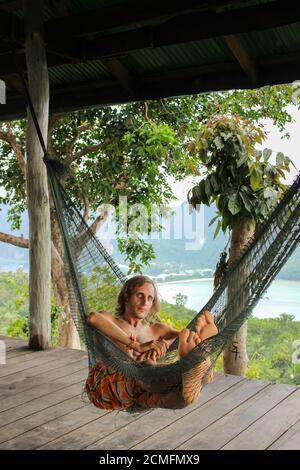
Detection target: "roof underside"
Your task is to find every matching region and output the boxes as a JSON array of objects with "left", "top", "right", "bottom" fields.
[{"left": 0, "top": 0, "right": 300, "bottom": 121}]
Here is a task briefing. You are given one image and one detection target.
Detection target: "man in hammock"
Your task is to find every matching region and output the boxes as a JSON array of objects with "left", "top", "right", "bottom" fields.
[{"left": 85, "top": 275, "right": 217, "bottom": 411}]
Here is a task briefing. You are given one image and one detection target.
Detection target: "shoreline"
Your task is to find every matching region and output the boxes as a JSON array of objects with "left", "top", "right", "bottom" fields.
[
  {"left": 157, "top": 277, "right": 300, "bottom": 286},
  {"left": 157, "top": 277, "right": 214, "bottom": 285}
]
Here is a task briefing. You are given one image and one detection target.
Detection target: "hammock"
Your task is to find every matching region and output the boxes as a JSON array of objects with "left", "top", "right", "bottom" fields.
[
  {"left": 45, "top": 156, "right": 300, "bottom": 394},
  {"left": 19, "top": 71, "right": 300, "bottom": 398}
]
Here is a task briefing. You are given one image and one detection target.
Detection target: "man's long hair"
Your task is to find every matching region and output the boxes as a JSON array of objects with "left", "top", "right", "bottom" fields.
[{"left": 115, "top": 275, "right": 160, "bottom": 319}]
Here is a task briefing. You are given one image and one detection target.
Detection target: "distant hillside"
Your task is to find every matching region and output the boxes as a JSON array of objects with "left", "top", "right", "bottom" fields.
[
  {"left": 0, "top": 206, "right": 29, "bottom": 271},
  {"left": 1, "top": 203, "right": 299, "bottom": 280}
]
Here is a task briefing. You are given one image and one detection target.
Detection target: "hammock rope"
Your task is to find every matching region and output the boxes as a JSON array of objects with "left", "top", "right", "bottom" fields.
[
  {"left": 45, "top": 157, "right": 300, "bottom": 393},
  {"left": 20, "top": 72, "right": 300, "bottom": 394}
]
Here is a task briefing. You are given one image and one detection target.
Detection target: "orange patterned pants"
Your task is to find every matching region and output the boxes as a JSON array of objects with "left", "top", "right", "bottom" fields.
[{"left": 85, "top": 361, "right": 163, "bottom": 411}]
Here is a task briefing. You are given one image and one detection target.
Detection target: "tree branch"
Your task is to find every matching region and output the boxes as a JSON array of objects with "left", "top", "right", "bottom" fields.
[
  {"left": 0, "top": 231, "right": 29, "bottom": 248},
  {"left": 67, "top": 142, "right": 103, "bottom": 164},
  {"left": 0, "top": 124, "right": 27, "bottom": 177},
  {"left": 89, "top": 208, "right": 110, "bottom": 236},
  {"left": 74, "top": 208, "right": 110, "bottom": 257},
  {"left": 65, "top": 123, "right": 90, "bottom": 163}
]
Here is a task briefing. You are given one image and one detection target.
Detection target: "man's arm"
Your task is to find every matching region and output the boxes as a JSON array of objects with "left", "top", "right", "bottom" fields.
[
  {"left": 87, "top": 311, "right": 136, "bottom": 348},
  {"left": 153, "top": 323, "right": 179, "bottom": 349},
  {"left": 87, "top": 311, "right": 163, "bottom": 354}
]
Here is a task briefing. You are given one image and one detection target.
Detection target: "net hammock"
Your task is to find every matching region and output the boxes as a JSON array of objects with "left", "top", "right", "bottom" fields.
[{"left": 45, "top": 156, "right": 300, "bottom": 394}]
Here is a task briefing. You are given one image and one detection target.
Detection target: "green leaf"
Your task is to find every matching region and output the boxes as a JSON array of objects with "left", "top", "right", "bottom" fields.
[
  {"left": 210, "top": 173, "right": 219, "bottom": 192},
  {"left": 263, "top": 148, "right": 272, "bottom": 162},
  {"left": 228, "top": 193, "right": 242, "bottom": 215},
  {"left": 240, "top": 191, "right": 252, "bottom": 213},
  {"left": 250, "top": 167, "right": 262, "bottom": 191},
  {"left": 213, "top": 220, "right": 222, "bottom": 239},
  {"left": 237, "top": 153, "right": 248, "bottom": 167},
  {"left": 276, "top": 152, "right": 285, "bottom": 166},
  {"left": 204, "top": 178, "right": 211, "bottom": 198},
  {"left": 209, "top": 214, "right": 219, "bottom": 227}
]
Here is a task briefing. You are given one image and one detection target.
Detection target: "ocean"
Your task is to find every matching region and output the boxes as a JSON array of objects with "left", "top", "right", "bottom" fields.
[{"left": 158, "top": 278, "right": 300, "bottom": 320}]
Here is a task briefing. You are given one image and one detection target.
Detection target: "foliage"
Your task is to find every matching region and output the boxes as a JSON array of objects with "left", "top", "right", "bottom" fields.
[
  {"left": 213, "top": 314, "right": 300, "bottom": 386},
  {"left": 81, "top": 265, "right": 121, "bottom": 313},
  {"left": 187, "top": 114, "right": 296, "bottom": 235},
  {"left": 0, "top": 84, "right": 298, "bottom": 272},
  {"left": 1, "top": 269, "right": 59, "bottom": 345}
]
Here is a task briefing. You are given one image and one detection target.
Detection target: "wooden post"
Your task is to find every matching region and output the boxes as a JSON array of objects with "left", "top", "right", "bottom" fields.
[{"left": 24, "top": 0, "right": 51, "bottom": 349}]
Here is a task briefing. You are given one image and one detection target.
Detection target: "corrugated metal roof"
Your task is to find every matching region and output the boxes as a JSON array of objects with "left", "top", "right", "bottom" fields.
[
  {"left": 124, "top": 37, "right": 233, "bottom": 75},
  {"left": 1, "top": 0, "right": 300, "bottom": 120},
  {"left": 49, "top": 60, "right": 111, "bottom": 86},
  {"left": 238, "top": 23, "right": 300, "bottom": 58}
]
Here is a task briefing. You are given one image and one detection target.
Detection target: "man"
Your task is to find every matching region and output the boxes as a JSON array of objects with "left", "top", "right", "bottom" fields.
[{"left": 85, "top": 275, "right": 217, "bottom": 411}]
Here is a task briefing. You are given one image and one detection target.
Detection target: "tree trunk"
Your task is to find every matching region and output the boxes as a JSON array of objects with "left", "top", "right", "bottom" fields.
[
  {"left": 50, "top": 204, "right": 81, "bottom": 349},
  {"left": 24, "top": 0, "right": 51, "bottom": 350},
  {"left": 223, "top": 218, "right": 256, "bottom": 376}
]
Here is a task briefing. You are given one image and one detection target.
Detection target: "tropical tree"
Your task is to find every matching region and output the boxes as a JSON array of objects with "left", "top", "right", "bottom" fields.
[
  {"left": 187, "top": 114, "right": 296, "bottom": 375},
  {"left": 0, "top": 84, "right": 297, "bottom": 348}
]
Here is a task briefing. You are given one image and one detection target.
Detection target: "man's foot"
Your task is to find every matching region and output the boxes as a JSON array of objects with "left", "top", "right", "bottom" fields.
[
  {"left": 196, "top": 310, "right": 218, "bottom": 342},
  {"left": 178, "top": 329, "right": 201, "bottom": 358}
]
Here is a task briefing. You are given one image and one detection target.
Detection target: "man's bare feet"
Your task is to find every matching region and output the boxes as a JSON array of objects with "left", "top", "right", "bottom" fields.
[
  {"left": 178, "top": 311, "right": 218, "bottom": 358},
  {"left": 178, "top": 329, "right": 202, "bottom": 358},
  {"left": 196, "top": 310, "right": 218, "bottom": 342}
]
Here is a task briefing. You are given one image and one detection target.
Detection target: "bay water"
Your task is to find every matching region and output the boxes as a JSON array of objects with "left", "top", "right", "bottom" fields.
[{"left": 158, "top": 278, "right": 300, "bottom": 320}]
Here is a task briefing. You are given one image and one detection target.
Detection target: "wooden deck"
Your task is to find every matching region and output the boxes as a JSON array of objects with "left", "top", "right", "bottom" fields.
[{"left": 0, "top": 336, "right": 299, "bottom": 450}]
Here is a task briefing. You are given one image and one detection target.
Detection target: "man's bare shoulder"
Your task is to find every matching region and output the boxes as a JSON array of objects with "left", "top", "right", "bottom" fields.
[{"left": 87, "top": 310, "right": 115, "bottom": 324}]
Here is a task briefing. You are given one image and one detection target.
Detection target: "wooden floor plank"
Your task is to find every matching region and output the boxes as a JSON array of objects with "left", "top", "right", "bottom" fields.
[
  {"left": 0, "top": 365, "right": 87, "bottom": 412},
  {"left": 0, "top": 347, "right": 78, "bottom": 378},
  {"left": 131, "top": 379, "right": 269, "bottom": 450},
  {"left": 222, "top": 388, "right": 300, "bottom": 450},
  {"left": 0, "top": 404, "right": 106, "bottom": 450},
  {"left": 0, "top": 358, "right": 87, "bottom": 399},
  {"left": 0, "top": 337, "right": 27, "bottom": 350},
  {"left": 176, "top": 382, "right": 296, "bottom": 450},
  {"left": 268, "top": 418, "right": 300, "bottom": 450},
  {"left": 6, "top": 347, "right": 35, "bottom": 359},
  {"left": 37, "top": 409, "right": 152, "bottom": 450},
  {"left": 0, "top": 394, "right": 88, "bottom": 444},
  {"left": 1, "top": 338, "right": 299, "bottom": 451},
  {"left": 85, "top": 374, "right": 244, "bottom": 450},
  {"left": 0, "top": 349, "right": 87, "bottom": 385},
  {"left": 1, "top": 374, "right": 242, "bottom": 451},
  {"left": 0, "top": 381, "right": 86, "bottom": 429}
]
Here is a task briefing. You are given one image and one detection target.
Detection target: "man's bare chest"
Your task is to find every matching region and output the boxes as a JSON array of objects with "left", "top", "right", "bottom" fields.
[{"left": 114, "top": 319, "right": 156, "bottom": 343}]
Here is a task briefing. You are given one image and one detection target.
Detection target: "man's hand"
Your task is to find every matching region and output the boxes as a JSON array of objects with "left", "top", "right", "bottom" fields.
[
  {"left": 136, "top": 350, "right": 158, "bottom": 366},
  {"left": 134, "top": 339, "right": 168, "bottom": 356}
]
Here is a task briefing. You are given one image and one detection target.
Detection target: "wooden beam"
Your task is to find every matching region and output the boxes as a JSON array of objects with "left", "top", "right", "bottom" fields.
[
  {"left": 43, "top": 0, "right": 226, "bottom": 38},
  {"left": 3, "top": 46, "right": 300, "bottom": 122},
  {"left": 223, "top": 35, "right": 257, "bottom": 86},
  {"left": 2, "top": 74, "right": 23, "bottom": 92},
  {"left": 24, "top": 0, "right": 51, "bottom": 350},
  {"left": 2, "top": 0, "right": 300, "bottom": 77},
  {"left": 102, "top": 58, "right": 136, "bottom": 95}
]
